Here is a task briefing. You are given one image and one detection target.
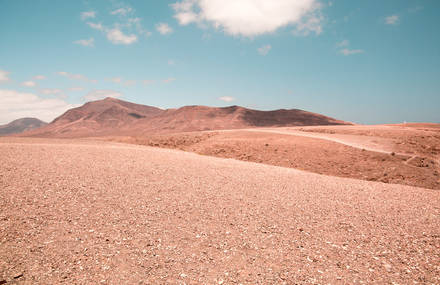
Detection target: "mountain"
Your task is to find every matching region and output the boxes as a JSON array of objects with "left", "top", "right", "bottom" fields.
[
  {"left": 0, "top": 118, "right": 47, "bottom": 136},
  {"left": 24, "top": 97, "right": 350, "bottom": 138}
]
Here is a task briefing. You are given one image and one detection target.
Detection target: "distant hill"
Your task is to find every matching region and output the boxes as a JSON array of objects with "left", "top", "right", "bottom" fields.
[
  {"left": 0, "top": 118, "right": 47, "bottom": 136},
  {"left": 24, "top": 97, "right": 350, "bottom": 138}
]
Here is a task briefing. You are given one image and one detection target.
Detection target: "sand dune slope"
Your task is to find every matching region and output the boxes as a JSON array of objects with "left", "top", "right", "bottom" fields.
[{"left": 0, "top": 138, "right": 439, "bottom": 284}]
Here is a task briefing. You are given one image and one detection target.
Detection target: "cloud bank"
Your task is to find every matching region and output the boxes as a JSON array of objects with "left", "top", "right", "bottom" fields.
[
  {"left": 83, "top": 90, "right": 123, "bottom": 102},
  {"left": 0, "top": 89, "right": 78, "bottom": 124}
]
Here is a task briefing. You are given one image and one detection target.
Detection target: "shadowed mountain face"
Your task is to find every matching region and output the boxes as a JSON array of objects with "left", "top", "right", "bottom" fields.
[
  {"left": 0, "top": 118, "right": 47, "bottom": 136},
  {"left": 24, "top": 97, "right": 350, "bottom": 137}
]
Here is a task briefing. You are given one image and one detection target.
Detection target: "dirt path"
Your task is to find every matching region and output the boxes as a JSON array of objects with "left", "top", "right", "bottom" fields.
[
  {"left": 241, "top": 128, "right": 403, "bottom": 155},
  {"left": 1, "top": 138, "right": 439, "bottom": 284}
]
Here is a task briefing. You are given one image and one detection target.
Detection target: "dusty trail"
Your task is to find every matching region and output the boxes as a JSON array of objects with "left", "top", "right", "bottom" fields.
[
  {"left": 242, "top": 128, "right": 401, "bottom": 155},
  {"left": 242, "top": 128, "right": 426, "bottom": 167},
  {"left": 1, "top": 138, "right": 439, "bottom": 284}
]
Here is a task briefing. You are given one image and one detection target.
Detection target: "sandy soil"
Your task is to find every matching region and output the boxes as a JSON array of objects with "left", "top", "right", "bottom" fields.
[
  {"left": 116, "top": 126, "right": 440, "bottom": 190},
  {"left": 0, "top": 138, "right": 439, "bottom": 284},
  {"left": 297, "top": 124, "right": 440, "bottom": 160}
]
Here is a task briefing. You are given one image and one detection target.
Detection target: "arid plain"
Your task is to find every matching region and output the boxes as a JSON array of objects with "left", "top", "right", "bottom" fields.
[{"left": 1, "top": 98, "right": 439, "bottom": 284}]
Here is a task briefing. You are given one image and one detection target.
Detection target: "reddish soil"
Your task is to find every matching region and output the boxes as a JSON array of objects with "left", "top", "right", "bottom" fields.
[
  {"left": 298, "top": 124, "right": 440, "bottom": 164},
  {"left": 113, "top": 127, "right": 440, "bottom": 190},
  {"left": 1, "top": 138, "right": 439, "bottom": 284}
]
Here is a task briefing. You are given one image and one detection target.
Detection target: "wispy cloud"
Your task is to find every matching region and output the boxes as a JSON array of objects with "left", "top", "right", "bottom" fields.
[
  {"left": 106, "top": 77, "right": 136, "bottom": 86},
  {"left": 40, "top": 88, "right": 64, "bottom": 95},
  {"left": 385, "top": 15, "right": 399, "bottom": 25},
  {"left": 0, "top": 70, "right": 11, "bottom": 83},
  {"left": 340, "top": 48, "right": 364, "bottom": 56},
  {"left": 219, "top": 96, "right": 235, "bottom": 102},
  {"left": 82, "top": 5, "right": 148, "bottom": 45},
  {"left": 106, "top": 28, "right": 138, "bottom": 45},
  {"left": 293, "top": 10, "right": 323, "bottom": 36},
  {"left": 83, "top": 90, "right": 122, "bottom": 101},
  {"left": 57, "top": 71, "right": 98, "bottom": 83},
  {"left": 32, "top": 75, "right": 46, "bottom": 80},
  {"left": 87, "top": 22, "right": 105, "bottom": 31},
  {"left": 21, "top": 81, "right": 37, "bottom": 87},
  {"left": 336, "top": 40, "right": 364, "bottom": 56},
  {"left": 336, "top": 39, "right": 349, "bottom": 48},
  {"left": 156, "top": 23, "right": 173, "bottom": 35},
  {"left": 257, "top": 44, "right": 272, "bottom": 56},
  {"left": 74, "top": 38, "right": 95, "bottom": 47},
  {"left": 111, "top": 7, "right": 133, "bottom": 16},
  {"left": 81, "top": 11, "right": 96, "bottom": 20}
]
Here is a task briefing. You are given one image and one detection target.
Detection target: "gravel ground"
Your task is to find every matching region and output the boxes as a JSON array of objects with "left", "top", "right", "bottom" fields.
[{"left": 0, "top": 138, "right": 439, "bottom": 284}]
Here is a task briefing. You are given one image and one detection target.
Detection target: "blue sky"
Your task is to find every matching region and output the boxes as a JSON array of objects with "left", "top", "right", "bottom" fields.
[{"left": 0, "top": 0, "right": 439, "bottom": 124}]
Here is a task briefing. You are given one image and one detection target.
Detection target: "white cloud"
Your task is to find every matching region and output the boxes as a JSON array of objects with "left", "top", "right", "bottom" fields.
[
  {"left": 219, "top": 96, "right": 235, "bottom": 102},
  {"left": 111, "top": 7, "right": 133, "bottom": 16},
  {"left": 257, "top": 44, "right": 272, "bottom": 56},
  {"left": 81, "top": 11, "right": 96, "bottom": 20},
  {"left": 0, "top": 89, "right": 78, "bottom": 124},
  {"left": 106, "top": 28, "right": 138, "bottom": 44},
  {"left": 171, "top": 0, "right": 323, "bottom": 37},
  {"left": 32, "top": 75, "right": 46, "bottom": 80},
  {"left": 336, "top": 39, "right": 349, "bottom": 47},
  {"left": 83, "top": 90, "right": 122, "bottom": 102},
  {"left": 293, "top": 11, "right": 323, "bottom": 36},
  {"left": 68, "top": 87, "right": 84, "bottom": 92},
  {"left": 87, "top": 22, "right": 105, "bottom": 31},
  {"left": 385, "top": 15, "right": 399, "bottom": 25},
  {"left": 168, "top": 59, "right": 175, "bottom": 65},
  {"left": 74, "top": 38, "right": 95, "bottom": 47},
  {"left": 21, "top": 81, "right": 37, "bottom": 87},
  {"left": 162, "top": 78, "right": 176, "bottom": 83},
  {"left": 171, "top": 1, "right": 199, "bottom": 25},
  {"left": 0, "top": 70, "right": 11, "bottom": 83},
  {"left": 336, "top": 40, "right": 364, "bottom": 56},
  {"left": 156, "top": 23, "right": 173, "bottom": 35},
  {"left": 340, "top": 48, "right": 364, "bottom": 56},
  {"left": 57, "top": 71, "right": 98, "bottom": 83}
]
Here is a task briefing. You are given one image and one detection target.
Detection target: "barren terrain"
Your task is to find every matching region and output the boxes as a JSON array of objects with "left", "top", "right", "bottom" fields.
[
  {"left": 113, "top": 124, "right": 440, "bottom": 190},
  {"left": 1, "top": 138, "right": 439, "bottom": 284},
  {"left": 23, "top": 98, "right": 349, "bottom": 138}
]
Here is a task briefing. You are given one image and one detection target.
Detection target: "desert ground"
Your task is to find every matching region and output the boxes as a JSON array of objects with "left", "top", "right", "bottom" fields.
[
  {"left": 1, "top": 132, "right": 439, "bottom": 284},
  {"left": 113, "top": 124, "right": 440, "bottom": 190}
]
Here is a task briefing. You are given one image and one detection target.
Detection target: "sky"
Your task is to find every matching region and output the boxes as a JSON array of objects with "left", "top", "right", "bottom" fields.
[{"left": 0, "top": 0, "right": 439, "bottom": 125}]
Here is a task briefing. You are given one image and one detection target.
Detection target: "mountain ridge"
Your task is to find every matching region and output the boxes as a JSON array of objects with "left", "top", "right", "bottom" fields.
[{"left": 23, "top": 97, "right": 350, "bottom": 137}]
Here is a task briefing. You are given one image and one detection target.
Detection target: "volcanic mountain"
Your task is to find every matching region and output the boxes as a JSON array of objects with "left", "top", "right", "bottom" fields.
[
  {"left": 25, "top": 97, "right": 349, "bottom": 138},
  {"left": 0, "top": 118, "right": 47, "bottom": 136}
]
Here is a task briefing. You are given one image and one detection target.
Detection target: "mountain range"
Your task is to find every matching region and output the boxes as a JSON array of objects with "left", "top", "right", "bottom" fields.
[{"left": 21, "top": 97, "right": 349, "bottom": 137}]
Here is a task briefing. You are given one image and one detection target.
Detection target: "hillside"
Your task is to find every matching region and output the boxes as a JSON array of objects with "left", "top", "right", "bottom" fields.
[
  {"left": 25, "top": 97, "right": 350, "bottom": 137},
  {"left": 0, "top": 118, "right": 47, "bottom": 136}
]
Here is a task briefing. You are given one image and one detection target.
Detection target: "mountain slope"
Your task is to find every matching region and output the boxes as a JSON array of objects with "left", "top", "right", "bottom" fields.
[
  {"left": 25, "top": 97, "right": 350, "bottom": 137},
  {"left": 0, "top": 118, "right": 47, "bottom": 136}
]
